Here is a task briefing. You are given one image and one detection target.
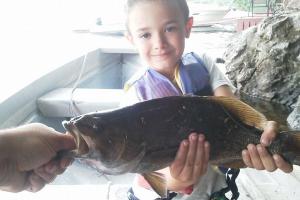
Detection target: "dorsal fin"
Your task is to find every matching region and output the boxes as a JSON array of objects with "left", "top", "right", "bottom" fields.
[
  {"left": 207, "top": 96, "right": 268, "bottom": 130},
  {"left": 142, "top": 172, "right": 167, "bottom": 198}
]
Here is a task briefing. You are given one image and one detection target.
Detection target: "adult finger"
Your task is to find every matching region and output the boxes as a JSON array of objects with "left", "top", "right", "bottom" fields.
[
  {"left": 273, "top": 155, "right": 293, "bottom": 173},
  {"left": 34, "top": 166, "right": 56, "bottom": 183},
  {"left": 59, "top": 157, "right": 74, "bottom": 170},
  {"left": 257, "top": 144, "right": 276, "bottom": 172},
  {"left": 27, "top": 173, "right": 46, "bottom": 192},
  {"left": 51, "top": 134, "right": 76, "bottom": 152},
  {"left": 45, "top": 157, "right": 73, "bottom": 175}
]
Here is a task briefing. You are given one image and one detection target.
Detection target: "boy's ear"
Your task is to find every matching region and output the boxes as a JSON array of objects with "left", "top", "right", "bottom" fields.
[
  {"left": 185, "top": 17, "right": 193, "bottom": 38},
  {"left": 125, "top": 31, "right": 134, "bottom": 45}
]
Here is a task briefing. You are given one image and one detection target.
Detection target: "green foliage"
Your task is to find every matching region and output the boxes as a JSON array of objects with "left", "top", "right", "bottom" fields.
[
  {"left": 188, "top": 0, "right": 233, "bottom": 6},
  {"left": 233, "top": 0, "right": 250, "bottom": 11}
]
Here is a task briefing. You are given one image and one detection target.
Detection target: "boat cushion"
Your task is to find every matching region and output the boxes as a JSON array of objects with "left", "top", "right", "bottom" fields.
[{"left": 37, "top": 88, "right": 124, "bottom": 117}]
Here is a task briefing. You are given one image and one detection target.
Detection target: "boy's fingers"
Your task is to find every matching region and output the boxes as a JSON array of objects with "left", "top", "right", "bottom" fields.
[
  {"left": 257, "top": 145, "right": 276, "bottom": 172},
  {"left": 273, "top": 155, "right": 293, "bottom": 173},
  {"left": 202, "top": 141, "right": 210, "bottom": 174},
  {"left": 248, "top": 144, "right": 264, "bottom": 170},
  {"left": 260, "top": 121, "right": 278, "bottom": 146},
  {"left": 180, "top": 134, "right": 198, "bottom": 181},
  {"left": 242, "top": 150, "right": 253, "bottom": 168},
  {"left": 194, "top": 135, "right": 205, "bottom": 167},
  {"left": 171, "top": 140, "right": 189, "bottom": 177},
  {"left": 193, "top": 135, "right": 205, "bottom": 178},
  {"left": 185, "top": 133, "right": 198, "bottom": 167}
]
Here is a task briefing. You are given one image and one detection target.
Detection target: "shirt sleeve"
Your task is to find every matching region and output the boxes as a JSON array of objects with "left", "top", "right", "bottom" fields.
[{"left": 200, "top": 53, "right": 236, "bottom": 93}]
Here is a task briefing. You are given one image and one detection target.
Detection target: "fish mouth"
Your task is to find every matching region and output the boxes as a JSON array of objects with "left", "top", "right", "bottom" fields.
[{"left": 62, "top": 120, "right": 89, "bottom": 156}]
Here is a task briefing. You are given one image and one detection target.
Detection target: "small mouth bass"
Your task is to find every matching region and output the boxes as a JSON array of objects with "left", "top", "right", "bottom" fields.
[{"left": 62, "top": 95, "right": 300, "bottom": 197}]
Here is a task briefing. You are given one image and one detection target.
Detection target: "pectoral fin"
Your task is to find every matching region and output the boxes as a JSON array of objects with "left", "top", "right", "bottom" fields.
[{"left": 142, "top": 172, "right": 167, "bottom": 198}]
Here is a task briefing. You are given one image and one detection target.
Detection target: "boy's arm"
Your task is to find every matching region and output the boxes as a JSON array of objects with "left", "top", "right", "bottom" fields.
[{"left": 213, "top": 85, "right": 235, "bottom": 97}]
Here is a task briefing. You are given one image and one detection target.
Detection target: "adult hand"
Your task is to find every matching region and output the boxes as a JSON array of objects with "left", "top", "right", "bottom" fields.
[
  {"left": 242, "top": 121, "right": 293, "bottom": 173},
  {"left": 0, "top": 123, "right": 76, "bottom": 192},
  {"left": 160, "top": 133, "right": 210, "bottom": 192}
]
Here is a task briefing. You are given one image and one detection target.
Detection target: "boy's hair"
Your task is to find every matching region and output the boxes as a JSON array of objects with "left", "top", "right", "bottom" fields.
[{"left": 125, "top": 0, "right": 190, "bottom": 31}]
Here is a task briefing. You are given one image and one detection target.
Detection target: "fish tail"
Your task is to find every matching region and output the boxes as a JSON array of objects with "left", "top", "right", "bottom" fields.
[{"left": 280, "top": 130, "right": 300, "bottom": 166}]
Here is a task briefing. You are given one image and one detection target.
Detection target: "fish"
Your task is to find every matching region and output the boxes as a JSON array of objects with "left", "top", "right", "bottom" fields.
[{"left": 62, "top": 95, "right": 300, "bottom": 198}]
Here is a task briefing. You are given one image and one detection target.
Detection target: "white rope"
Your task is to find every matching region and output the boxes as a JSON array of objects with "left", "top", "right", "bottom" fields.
[
  {"left": 69, "top": 53, "right": 88, "bottom": 116},
  {"left": 106, "top": 181, "right": 112, "bottom": 200}
]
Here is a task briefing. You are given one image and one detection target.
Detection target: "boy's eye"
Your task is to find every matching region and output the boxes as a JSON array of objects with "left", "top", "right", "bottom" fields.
[
  {"left": 165, "top": 26, "right": 177, "bottom": 32},
  {"left": 140, "top": 33, "right": 151, "bottom": 39}
]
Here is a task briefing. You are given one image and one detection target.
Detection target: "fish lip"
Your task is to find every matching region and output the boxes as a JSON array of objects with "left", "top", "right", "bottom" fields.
[{"left": 62, "top": 120, "right": 90, "bottom": 156}]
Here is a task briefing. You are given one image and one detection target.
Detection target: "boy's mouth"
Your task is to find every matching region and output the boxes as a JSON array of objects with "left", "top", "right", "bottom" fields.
[{"left": 152, "top": 51, "right": 172, "bottom": 57}]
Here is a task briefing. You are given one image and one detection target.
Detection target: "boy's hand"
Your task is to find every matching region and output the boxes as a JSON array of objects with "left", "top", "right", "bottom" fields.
[
  {"left": 161, "top": 133, "right": 210, "bottom": 192},
  {"left": 242, "top": 121, "right": 293, "bottom": 173}
]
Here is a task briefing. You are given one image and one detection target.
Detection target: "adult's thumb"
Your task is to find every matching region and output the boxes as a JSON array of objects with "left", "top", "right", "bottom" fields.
[{"left": 51, "top": 133, "right": 76, "bottom": 152}]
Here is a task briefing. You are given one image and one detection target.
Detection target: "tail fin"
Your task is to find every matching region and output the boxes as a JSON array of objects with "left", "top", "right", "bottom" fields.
[{"left": 280, "top": 131, "right": 300, "bottom": 166}]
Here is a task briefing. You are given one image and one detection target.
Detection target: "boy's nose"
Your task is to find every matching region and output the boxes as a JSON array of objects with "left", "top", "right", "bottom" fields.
[{"left": 153, "top": 33, "right": 167, "bottom": 50}]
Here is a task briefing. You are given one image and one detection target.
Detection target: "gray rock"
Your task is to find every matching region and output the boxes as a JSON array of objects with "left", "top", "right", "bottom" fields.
[
  {"left": 224, "top": 12, "right": 300, "bottom": 107},
  {"left": 287, "top": 96, "right": 300, "bottom": 129},
  {"left": 284, "top": 0, "right": 300, "bottom": 11}
]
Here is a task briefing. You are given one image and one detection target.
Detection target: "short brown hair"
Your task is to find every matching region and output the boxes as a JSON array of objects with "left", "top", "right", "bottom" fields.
[{"left": 125, "top": 0, "right": 190, "bottom": 31}]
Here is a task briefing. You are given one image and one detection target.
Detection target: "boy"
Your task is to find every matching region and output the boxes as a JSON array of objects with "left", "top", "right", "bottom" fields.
[{"left": 121, "top": 0, "right": 292, "bottom": 199}]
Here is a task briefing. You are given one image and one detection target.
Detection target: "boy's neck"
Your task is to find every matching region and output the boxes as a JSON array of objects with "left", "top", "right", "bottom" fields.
[{"left": 154, "top": 64, "right": 179, "bottom": 81}]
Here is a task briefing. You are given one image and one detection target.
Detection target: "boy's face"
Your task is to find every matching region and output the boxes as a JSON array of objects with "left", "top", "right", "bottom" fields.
[{"left": 126, "top": 0, "right": 193, "bottom": 73}]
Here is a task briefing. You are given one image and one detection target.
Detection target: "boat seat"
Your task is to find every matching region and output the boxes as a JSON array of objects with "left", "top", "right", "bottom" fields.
[{"left": 37, "top": 88, "right": 124, "bottom": 117}]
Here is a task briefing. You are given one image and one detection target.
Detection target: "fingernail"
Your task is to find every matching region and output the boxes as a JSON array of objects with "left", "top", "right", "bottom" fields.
[
  {"left": 242, "top": 150, "right": 247, "bottom": 156},
  {"left": 273, "top": 154, "right": 279, "bottom": 161},
  {"left": 63, "top": 159, "right": 74, "bottom": 168},
  {"left": 198, "top": 134, "right": 204, "bottom": 142},
  {"left": 257, "top": 144, "right": 263, "bottom": 152},
  {"left": 190, "top": 134, "right": 197, "bottom": 141},
  {"left": 27, "top": 186, "right": 33, "bottom": 192},
  {"left": 47, "top": 165, "right": 58, "bottom": 173},
  {"left": 32, "top": 174, "right": 39, "bottom": 181},
  {"left": 261, "top": 138, "right": 270, "bottom": 146},
  {"left": 183, "top": 140, "right": 189, "bottom": 147}
]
